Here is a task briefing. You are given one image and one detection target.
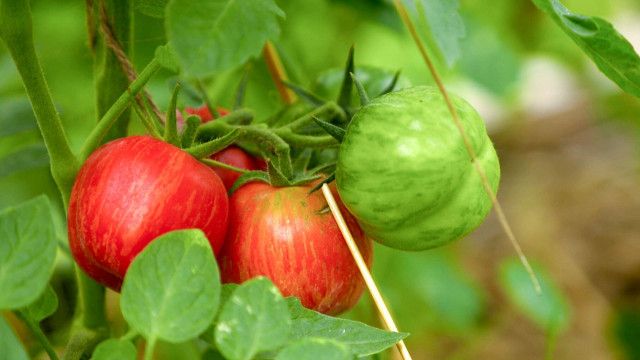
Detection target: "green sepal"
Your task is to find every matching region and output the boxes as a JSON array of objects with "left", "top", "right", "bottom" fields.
[
  {"left": 185, "top": 129, "right": 240, "bottom": 159},
  {"left": 220, "top": 109, "right": 254, "bottom": 125},
  {"left": 181, "top": 115, "right": 201, "bottom": 148},
  {"left": 282, "top": 81, "right": 326, "bottom": 107},
  {"left": 309, "top": 173, "right": 335, "bottom": 194},
  {"left": 379, "top": 70, "right": 401, "bottom": 96},
  {"left": 312, "top": 117, "right": 345, "bottom": 142},
  {"left": 308, "top": 162, "right": 336, "bottom": 176},
  {"left": 350, "top": 72, "right": 369, "bottom": 106},
  {"left": 292, "top": 149, "right": 313, "bottom": 174},
  {"left": 290, "top": 174, "right": 322, "bottom": 187},
  {"left": 337, "top": 46, "right": 355, "bottom": 110},
  {"left": 268, "top": 160, "right": 292, "bottom": 187},
  {"left": 164, "top": 84, "right": 181, "bottom": 146},
  {"left": 229, "top": 171, "right": 270, "bottom": 194}
]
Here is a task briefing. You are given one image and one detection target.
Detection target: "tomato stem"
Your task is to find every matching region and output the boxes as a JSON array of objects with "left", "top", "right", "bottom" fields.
[
  {"left": 0, "top": 0, "right": 80, "bottom": 204},
  {"left": 164, "top": 84, "right": 181, "bottom": 146},
  {"left": 181, "top": 115, "right": 201, "bottom": 148},
  {"left": 80, "top": 57, "right": 162, "bottom": 161},
  {"left": 263, "top": 41, "right": 296, "bottom": 104},
  {"left": 15, "top": 311, "right": 60, "bottom": 360}
]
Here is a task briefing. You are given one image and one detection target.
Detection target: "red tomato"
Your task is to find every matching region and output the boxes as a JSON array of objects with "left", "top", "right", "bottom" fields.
[
  {"left": 219, "top": 181, "right": 372, "bottom": 315},
  {"left": 211, "top": 146, "right": 259, "bottom": 189},
  {"left": 185, "top": 105, "right": 229, "bottom": 123},
  {"left": 68, "top": 136, "right": 229, "bottom": 290}
]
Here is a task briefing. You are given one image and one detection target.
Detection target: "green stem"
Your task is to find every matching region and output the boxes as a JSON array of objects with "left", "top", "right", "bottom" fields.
[
  {"left": 61, "top": 327, "right": 104, "bottom": 360},
  {"left": 201, "top": 158, "right": 250, "bottom": 174},
  {"left": 94, "top": 0, "right": 133, "bottom": 141},
  {"left": 76, "top": 271, "right": 107, "bottom": 330},
  {"left": 274, "top": 130, "right": 338, "bottom": 148},
  {"left": 0, "top": 0, "right": 80, "bottom": 204},
  {"left": 15, "top": 311, "right": 60, "bottom": 360},
  {"left": 144, "top": 338, "right": 157, "bottom": 360},
  {"left": 279, "top": 101, "right": 345, "bottom": 131},
  {"left": 80, "top": 58, "right": 161, "bottom": 161}
]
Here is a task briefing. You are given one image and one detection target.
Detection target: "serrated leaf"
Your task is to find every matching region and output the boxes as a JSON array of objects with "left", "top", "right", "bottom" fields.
[
  {"left": 402, "top": 0, "right": 465, "bottom": 67},
  {"left": 499, "top": 257, "right": 570, "bottom": 333},
  {"left": 215, "top": 277, "right": 291, "bottom": 360},
  {"left": 120, "top": 229, "right": 221, "bottom": 343},
  {"left": 136, "top": 0, "right": 167, "bottom": 18},
  {"left": 0, "top": 196, "right": 56, "bottom": 310},
  {"left": 21, "top": 285, "right": 58, "bottom": 322},
  {"left": 155, "top": 45, "right": 180, "bottom": 73},
  {"left": 533, "top": 0, "right": 640, "bottom": 97},
  {"left": 166, "top": 0, "right": 285, "bottom": 76},
  {"left": 0, "top": 143, "right": 49, "bottom": 177},
  {"left": 91, "top": 339, "right": 137, "bottom": 360},
  {"left": 287, "top": 298, "right": 407, "bottom": 357},
  {"left": 276, "top": 338, "right": 353, "bottom": 360},
  {"left": 0, "top": 317, "right": 28, "bottom": 360}
]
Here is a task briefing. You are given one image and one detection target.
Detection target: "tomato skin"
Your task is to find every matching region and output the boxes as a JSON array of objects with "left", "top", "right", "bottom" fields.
[
  {"left": 336, "top": 86, "right": 500, "bottom": 250},
  {"left": 211, "top": 146, "right": 259, "bottom": 189},
  {"left": 68, "top": 135, "right": 229, "bottom": 290},
  {"left": 219, "top": 182, "right": 372, "bottom": 315},
  {"left": 185, "top": 105, "right": 229, "bottom": 122}
]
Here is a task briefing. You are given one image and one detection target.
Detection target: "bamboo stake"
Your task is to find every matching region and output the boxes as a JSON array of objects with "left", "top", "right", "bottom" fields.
[
  {"left": 263, "top": 41, "right": 297, "bottom": 105},
  {"left": 392, "top": 0, "right": 541, "bottom": 293},
  {"left": 321, "top": 184, "right": 413, "bottom": 360}
]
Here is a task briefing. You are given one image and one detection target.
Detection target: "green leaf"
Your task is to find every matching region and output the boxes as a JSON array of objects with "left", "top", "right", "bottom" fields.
[
  {"left": 136, "top": 0, "right": 167, "bottom": 18},
  {"left": 215, "top": 277, "right": 291, "bottom": 360},
  {"left": 155, "top": 45, "right": 180, "bottom": 73},
  {"left": 21, "top": 285, "right": 58, "bottom": 322},
  {"left": 402, "top": 0, "right": 465, "bottom": 67},
  {"left": 0, "top": 97, "right": 37, "bottom": 137},
  {"left": 120, "top": 229, "right": 221, "bottom": 343},
  {"left": 499, "top": 257, "right": 571, "bottom": 334},
  {"left": 276, "top": 338, "right": 353, "bottom": 360},
  {"left": 0, "top": 143, "right": 49, "bottom": 178},
  {"left": 166, "top": 0, "right": 285, "bottom": 76},
  {"left": 0, "top": 196, "right": 56, "bottom": 310},
  {"left": 532, "top": 0, "right": 640, "bottom": 97},
  {"left": 287, "top": 298, "right": 407, "bottom": 357},
  {"left": 91, "top": 339, "right": 137, "bottom": 360},
  {"left": 0, "top": 317, "right": 28, "bottom": 360},
  {"left": 337, "top": 46, "right": 355, "bottom": 110}
]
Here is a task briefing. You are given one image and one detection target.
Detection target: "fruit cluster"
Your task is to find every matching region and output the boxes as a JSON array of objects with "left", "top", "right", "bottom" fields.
[{"left": 68, "top": 84, "right": 499, "bottom": 315}]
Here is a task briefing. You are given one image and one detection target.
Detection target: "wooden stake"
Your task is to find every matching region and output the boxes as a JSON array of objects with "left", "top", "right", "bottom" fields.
[
  {"left": 321, "top": 184, "right": 413, "bottom": 360},
  {"left": 263, "top": 41, "right": 296, "bottom": 105}
]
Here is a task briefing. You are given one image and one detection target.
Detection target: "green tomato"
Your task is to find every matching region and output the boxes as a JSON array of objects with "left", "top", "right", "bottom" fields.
[{"left": 336, "top": 86, "right": 500, "bottom": 250}]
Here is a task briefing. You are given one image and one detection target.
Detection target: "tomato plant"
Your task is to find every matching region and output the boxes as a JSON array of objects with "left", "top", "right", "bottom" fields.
[
  {"left": 67, "top": 135, "right": 229, "bottom": 290},
  {"left": 1, "top": 0, "right": 639, "bottom": 358},
  {"left": 220, "top": 181, "right": 371, "bottom": 315}
]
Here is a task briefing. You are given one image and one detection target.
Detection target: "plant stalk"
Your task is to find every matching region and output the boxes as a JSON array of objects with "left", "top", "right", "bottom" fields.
[
  {"left": 0, "top": 0, "right": 80, "bottom": 204},
  {"left": 80, "top": 58, "right": 162, "bottom": 161},
  {"left": 15, "top": 311, "right": 60, "bottom": 360}
]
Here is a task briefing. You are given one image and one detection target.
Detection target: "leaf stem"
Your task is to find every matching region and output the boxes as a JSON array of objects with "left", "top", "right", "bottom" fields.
[
  {"left": 278, "top": 101, "right": 346, "bottom": 131},
  {"left": 15, "top": 311, "right": 60, "bottom": 360},
  {"left": 0, "top": 0, "right": 80, "bottom": 204},
  {"left": 143, "top": 338, "right": 156, "bottom": 360},
  {"left": 80, "top": 58, "right": 162, "bottom": 161},
  {"left": 392, "top": 0, "right": 541, "bottom": 293}
]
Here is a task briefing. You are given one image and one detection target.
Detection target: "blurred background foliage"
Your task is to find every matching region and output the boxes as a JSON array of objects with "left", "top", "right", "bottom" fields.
[{"left": 2, "top": 0, "right": 640, "bottom": 358}]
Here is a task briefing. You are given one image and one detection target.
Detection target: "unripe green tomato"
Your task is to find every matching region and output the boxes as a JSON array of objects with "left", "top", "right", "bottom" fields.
[{"left": 336, "top": 86, "right": 500, "bottom": 250}]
